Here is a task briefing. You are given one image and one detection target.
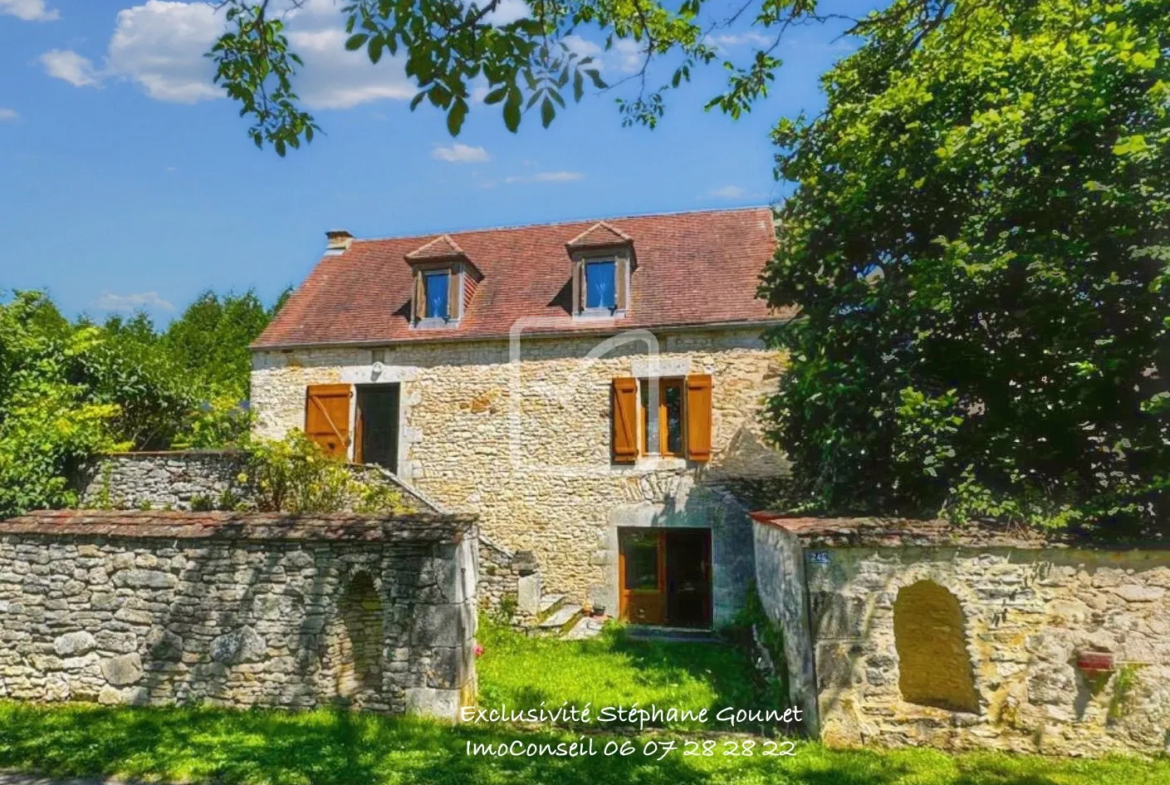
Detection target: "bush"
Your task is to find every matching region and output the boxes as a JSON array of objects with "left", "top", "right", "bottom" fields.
[{"left": 244, "top": 430, "right": 407, "bottom": 514}]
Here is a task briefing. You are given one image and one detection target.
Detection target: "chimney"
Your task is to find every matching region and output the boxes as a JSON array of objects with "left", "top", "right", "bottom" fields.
[{"left": 325, "top": 229, "right": 354, "bottom": 255}]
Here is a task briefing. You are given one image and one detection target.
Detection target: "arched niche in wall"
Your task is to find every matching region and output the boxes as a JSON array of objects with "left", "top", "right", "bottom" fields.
[
  {"left": 329, "top": 571, "right": 384, "bottom": 705},
  {"left": 893, "top": 579, "right": 979, "bottom": 713}
]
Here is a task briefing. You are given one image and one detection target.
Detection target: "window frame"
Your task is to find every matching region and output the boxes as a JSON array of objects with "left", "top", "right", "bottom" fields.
[
  {"left": 583, "top": 258, "right": 618, "bottom": 312},
  {"left": 411, "top": 262, "right": 464, "bottom": 328},
  {"left": 639, "top": 377, "right": 686, "bottom": 457},
  {"left": 423, "top": 269, "right": 451, "bottom": 320},
  {"left": 570, "top": 248, "right": 631, "bottom": 318}
]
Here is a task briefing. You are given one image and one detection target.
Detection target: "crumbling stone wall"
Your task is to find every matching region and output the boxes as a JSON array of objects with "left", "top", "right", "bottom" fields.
[
  {"left": 752, "top": 515, "right": 1170, "bottom": 756},
  {"left": 0, "top": 510, "right": 478, "bottom": 720},
  {"left": 250, "top": 327, "right": 787, "bottom": 617}
]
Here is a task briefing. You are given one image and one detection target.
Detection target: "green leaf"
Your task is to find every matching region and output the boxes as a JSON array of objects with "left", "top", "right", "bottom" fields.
[
  {"left": 503, "top": 89, "right": 521, "bottom": 132},
  {"left": 540, "top": 95, "right": 555, "bottom": 128},
  {"left": 345, "top": 34, "right": 369, "bottom": 51},
  {"left": 447, "top": 98, "right": 468, "bottom": 136}
]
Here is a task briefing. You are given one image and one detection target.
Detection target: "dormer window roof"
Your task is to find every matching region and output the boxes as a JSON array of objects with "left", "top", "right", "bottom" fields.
[
  {"left": 405, "top": 233, "right": 467, "bottom": 261},
  {"left": 565, "top": 221, "right": 633, "bottom": 249}
]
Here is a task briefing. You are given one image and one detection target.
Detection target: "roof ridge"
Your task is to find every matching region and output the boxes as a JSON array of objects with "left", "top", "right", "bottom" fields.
[{"left": 348, "top": 205, "right": 773, "bottom": 245}]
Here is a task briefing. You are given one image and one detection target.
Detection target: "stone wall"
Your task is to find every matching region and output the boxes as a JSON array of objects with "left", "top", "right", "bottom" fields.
[
  {"left": 79, "top": 452, "right": 247, "bottom": 511},
  {"left": 250, "top": 327, "right": 787, "bottom": 622},
  {"left": 0, "top": 510, "right": 478, "bottom": 720},
  {"left": 752, "top": 515, "right": 1170, "bottom": 756},
  {"left": 77, "top": 452, "right": 434, "bottom": 514}
]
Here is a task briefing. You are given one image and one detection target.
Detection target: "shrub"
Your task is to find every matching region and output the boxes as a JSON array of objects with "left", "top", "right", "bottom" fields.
[{"left": 244, "top": 430, "right": 407, "bottom": 514}]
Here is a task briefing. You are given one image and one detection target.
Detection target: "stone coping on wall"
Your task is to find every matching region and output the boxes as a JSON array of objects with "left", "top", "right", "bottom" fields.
[
  {"left": 0, "top": 509, "right": 478, "bottom": 544},
  {"left": 749, "top": 511, "right": 1169, "bottom": 550}
]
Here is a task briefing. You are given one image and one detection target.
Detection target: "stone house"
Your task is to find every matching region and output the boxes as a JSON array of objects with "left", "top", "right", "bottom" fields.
[{"left": 249, "top": 208, "right": 792, "bottom": 627}]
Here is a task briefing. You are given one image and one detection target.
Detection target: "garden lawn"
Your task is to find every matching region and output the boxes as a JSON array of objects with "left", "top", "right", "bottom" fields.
[
  {"left": 0, "top": 701, "right": 1167, "bottom": 785},
  {"left": 475, "top": 620, "right": 784, "bottom": 731},
  {"left": 0, "top": 622, "right": 1165, "bottom": 784}
]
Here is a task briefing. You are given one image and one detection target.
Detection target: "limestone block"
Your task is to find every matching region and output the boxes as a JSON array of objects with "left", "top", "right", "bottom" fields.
[
  {"left": 54, "top": 631, "right": 96, "bottom": 657},
  {"left": 101, "top": 654, "right": 144, "bottom": 686}
]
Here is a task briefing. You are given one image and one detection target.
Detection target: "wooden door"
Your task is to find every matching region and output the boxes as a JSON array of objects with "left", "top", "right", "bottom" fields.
[
  {"left": 305, "top": 384, "right": 352, "bottom": 459},
  {"left": 619, "top": 529, "right": 666, "bottom": 625}
]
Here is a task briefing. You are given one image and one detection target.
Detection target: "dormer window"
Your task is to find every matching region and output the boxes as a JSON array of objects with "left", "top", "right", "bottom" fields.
[
  {"left": 405, "top": 234, "right": 482, "bottom": 328},
  {"left": 566, "top": 221, "right": 634, "bottom": 318}
]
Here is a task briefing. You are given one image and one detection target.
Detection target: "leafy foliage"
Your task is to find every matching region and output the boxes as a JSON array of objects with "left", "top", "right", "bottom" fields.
[
  {"left": 762, "top": 0, "right": 1170, "bottom": 534},
  {"left": 205, "top": 0, "right": 869, "bottom": 150},
  {"left": 0, "top": 289, "right": 287, "bottom": 517},
  {"left": 245, "top": 429, "right": 407, "bottom": 513}
]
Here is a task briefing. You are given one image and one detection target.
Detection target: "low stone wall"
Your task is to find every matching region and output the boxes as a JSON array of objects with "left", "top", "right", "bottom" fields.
[
  {"left": 76, "top": 452, "right": 539, "bottom": 628},
  {"left": 0, "top": 510, "right": 478, "bottom": 719},
  {"left": 478, "top": 536, "right": 541, "bottom": 628},
  {"left": 753, "top": 515, "right": 1170, "bottom": 757},
  {"left": 77, "top": 452, "right": 433, "bottom": 514}
]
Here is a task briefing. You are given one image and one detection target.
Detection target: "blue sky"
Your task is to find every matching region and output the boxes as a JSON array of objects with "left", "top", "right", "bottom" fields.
[{"left": 0, "top": 0, "right": 869, "bottom": 324}]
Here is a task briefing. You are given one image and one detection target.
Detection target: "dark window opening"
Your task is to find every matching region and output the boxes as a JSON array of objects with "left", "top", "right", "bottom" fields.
[{"left": 355, "top": 384, "right": 399, "bottom": 471}]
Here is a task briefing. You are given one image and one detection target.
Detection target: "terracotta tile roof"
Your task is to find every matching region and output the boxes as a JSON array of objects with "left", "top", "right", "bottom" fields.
[
  {"left": 252, "top": 207, "right": 788, "bottom": 349},
  {"left": 0, "top": 509, "right": 476, "bottom": 543},
  {"left": 405, "top": 233, "right": 467, "bottom": 260},
  {"left": 566, "top": 221, "right": 633, "bottom": 248}
]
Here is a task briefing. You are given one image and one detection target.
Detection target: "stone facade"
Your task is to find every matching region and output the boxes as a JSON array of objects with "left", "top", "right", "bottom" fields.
[
  {"left": 0, "top": 510, "right": 478, "bottom": 720},
  {"left": 753, "top": 515, "right": 1170, "bottom": 756},
  {"left": 250, "top": 327, "right": 788, "bottom": 625}
]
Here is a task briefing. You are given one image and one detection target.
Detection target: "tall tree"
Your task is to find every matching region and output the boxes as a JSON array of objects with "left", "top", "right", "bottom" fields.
[{"left": 762, "top": 0, "right": 1169, "bottom": 533}]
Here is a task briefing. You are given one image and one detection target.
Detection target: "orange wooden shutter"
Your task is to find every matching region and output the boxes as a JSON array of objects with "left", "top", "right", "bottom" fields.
[
  {"left": 612, "top": 377, "right": 638, "bottom": 463},
  {"left": 412, "top": 273, "right": 425, "bottom": 320},
  {"left": 304, "top": 384, "right": 352, "bottom": 459},
  {"left": 685, "top": 374, "right": 713, "bottom": 462}
]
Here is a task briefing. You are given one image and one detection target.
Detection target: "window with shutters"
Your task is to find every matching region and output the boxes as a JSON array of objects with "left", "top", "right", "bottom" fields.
[
  {"left": 411, "top": 264, "right": 464, "bottom": 327},
  {"left": 611, "top": 374, "right": 712, "bottom": 463},
  {"left": 571, "top": 250, "right": 630, "bottom": 317}
]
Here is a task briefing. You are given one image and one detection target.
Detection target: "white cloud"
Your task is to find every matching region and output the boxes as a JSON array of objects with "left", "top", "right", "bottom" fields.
[
  {"left": 563, "top": 34, "right": 603, "bottom": 60},
  {"left": 39, "top": 49, "right": 101, "bottom": 87},
  {"left": 287, "top": 26, "right": 413, "bottom": 109},
  {"left": 432, "top": 143, "right": 490, "bottom": 163},
  {"left": 0, "top": 0, "right": 59, "bottom": 22},
  {"left": 91, "top": 291, "right": 175, "bottom": 312},
  {"left": 485, "top": 0, "right": 528, "bottom": 25},
  {"left": 706, "top": 31, "right": 771, "bottom": 51},
  {"left": 0, "top": 108, "right": 18, "bottom": 121},
  {"left": 504, "top": 171, "right": 583, "bottom": 184},
  {"left": 37, "top": 0, "right": 414, "bottom": 110},
  {"left": 612, "top": 39, "right": 644, "bottom": 74},
  {"left": 105, "top": 0, "right": 222, "bottom": 103},
  {"left": 709, "top": 185, "right": 748, "bottom": 199}
]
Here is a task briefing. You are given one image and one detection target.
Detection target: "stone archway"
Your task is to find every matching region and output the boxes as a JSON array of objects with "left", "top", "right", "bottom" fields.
[
  {"left": 893, "top": 580, "right": 979, "bottom": 713},
  {"left": 329, "top": 571, "right": 384, "bottom": 705}
]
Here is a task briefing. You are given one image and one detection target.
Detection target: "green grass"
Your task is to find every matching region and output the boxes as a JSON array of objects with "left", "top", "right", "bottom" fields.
[
  {"left": 0, "top": 621, "right": 1165, "bottom": 784},
  {"left": 0, "top": 701, "right": 1165, "bottom": 785},
  {"left": 476, "top": 619, "right": 783, "bottom": 731}
]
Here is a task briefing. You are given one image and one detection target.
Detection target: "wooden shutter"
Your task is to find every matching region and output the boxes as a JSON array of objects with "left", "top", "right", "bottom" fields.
[
  {"left": 611, "top": 377, "right": 638, "bottom": 463},
  {"left": 304, "top": 384, "right": 352, "bottom": 459},
  {"left": 615, "top": 256, "right": 628, "bottom": 311},
  {"left": 685, "top": 374, "right": 713, "bottom": 462},
  {"left": 446, "top": 268, "right": 459, "bottom": 319},
  {"left": 412, "top": 272, "right": 425, "bottom": 321}
]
